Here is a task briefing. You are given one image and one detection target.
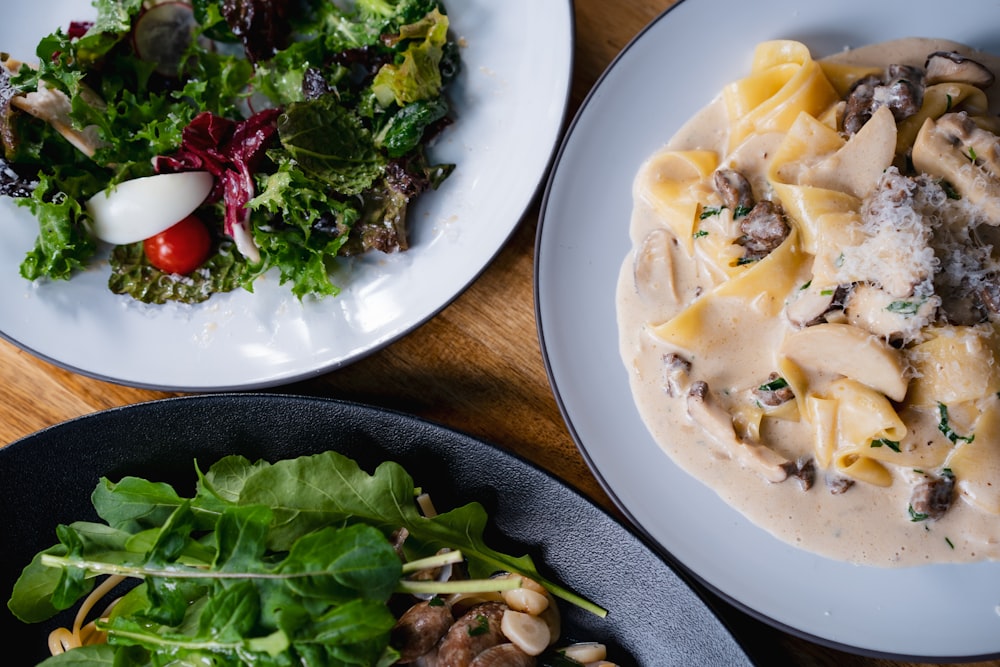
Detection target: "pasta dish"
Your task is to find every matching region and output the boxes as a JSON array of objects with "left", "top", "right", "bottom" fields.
[{"left": 617, "top": 37, "right": 1000, "bottom": 565}]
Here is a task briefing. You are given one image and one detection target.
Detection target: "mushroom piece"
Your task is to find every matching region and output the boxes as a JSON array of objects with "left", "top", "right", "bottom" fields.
[
  {"left": 779, "top": 322, "right": 909, "bottom": 401},
  {"left": 391, "top": 599, "right": 455, "bottom": 664},
  {"left": 661, "top": 352, "right": 692, "bottom": 397},
  {"left": 785, "top": 284, "right": 851, "bottom": 328},
  {"left": 436, "top": 602, "right": 509, "bottom": 667},
  {"left": 780, "top": 457, "right": 816, "bottom": 491},
  {"left": 844, "top": 282, "right": 936, "bottom": 342},
  {"left": 909, "top": 472, "right": 955, "bottom": 520},
  {"left": 911, "top": 113, "right": 1000, "bottom": 225},
  {"left": 752, "top": 372, "right": 795, "bottom": 408},
  {"left": 826, "top": 474, "right": 855, "bottom": 495},
  {"left": 713, "top": 168, "right": 755, "bottom": 212},
  {"left": 925, "top": 50, "right": 996, "bottom": 88},
  {"left": 841, "top": 66, "right": 925, "bottom": 135},
  {"left": 468, "top": 643, "right": 536, "bottom": 667},
  {"left": 738, "top": 200, "right": 789, "bottom": 261},
  {"left": 686, "top": 381, "right": 791, "bottom": 483}
]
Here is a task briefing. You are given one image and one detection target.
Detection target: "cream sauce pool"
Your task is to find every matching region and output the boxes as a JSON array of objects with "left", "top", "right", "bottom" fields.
[{"left": 616, "top": 38, "right": 1000, "bottom": 565}]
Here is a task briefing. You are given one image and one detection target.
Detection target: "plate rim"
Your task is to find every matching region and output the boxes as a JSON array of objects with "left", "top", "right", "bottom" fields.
[
  {"left": 535, "top": 0, "right": 1000, "bottom": 661},
  {"left": 0, "top": 0, "right": 576, "bottom": 392}
]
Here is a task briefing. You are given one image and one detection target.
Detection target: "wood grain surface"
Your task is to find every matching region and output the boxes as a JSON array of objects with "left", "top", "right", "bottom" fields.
[{"left": 1, "top": 1, "right": 997, "bottom": 666}]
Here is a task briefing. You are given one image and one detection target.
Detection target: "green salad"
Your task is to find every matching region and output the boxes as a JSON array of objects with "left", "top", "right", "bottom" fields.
[
  {"left": 8, "top": 450, "right": 607, "bottom": 665},
  {"left": 0, "top": 0, "right": 460, "bottom": 304}
]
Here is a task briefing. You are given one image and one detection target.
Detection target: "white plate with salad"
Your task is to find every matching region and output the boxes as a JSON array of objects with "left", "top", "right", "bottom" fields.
[
  {"left": 0, "top": 0, "right": 572, "bottom": 390},
  {"left": 0, "top": 393, "right": 758, "bottom": 665},
  {"left": 537, "top": 0, "right": 1000, "bottom": 661}
]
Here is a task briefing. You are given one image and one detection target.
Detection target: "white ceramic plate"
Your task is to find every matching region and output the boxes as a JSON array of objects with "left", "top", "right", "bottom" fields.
[
  {"left": 537, "top": 0, "right": 1000, "bottom": 660},
  {"left": 0, "top": 0, "right": 572, "bottom": 390}
]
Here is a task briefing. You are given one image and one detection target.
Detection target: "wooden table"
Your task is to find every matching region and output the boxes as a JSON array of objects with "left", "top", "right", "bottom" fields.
[{"left": 1, "top": 1, "right": 997, "bottom": 666}]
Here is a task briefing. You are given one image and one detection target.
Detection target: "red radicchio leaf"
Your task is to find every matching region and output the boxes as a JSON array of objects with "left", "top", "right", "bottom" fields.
[
  {"left": 67, "top": 22, "right": 93, "bottom": 40},
  {"left": 154, "top": 109, "right": 280, "bottom": 260}
]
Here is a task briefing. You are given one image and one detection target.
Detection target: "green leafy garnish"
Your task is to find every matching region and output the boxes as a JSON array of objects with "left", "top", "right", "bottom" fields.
[
  {"left": 8, "top": 452, "right": 606, "bottom": 665},
  {"left": 870, "top": 438, "right": 901, "bottom": 453},
  {"left": 937, "top": 403, "right": 975, "bottom": 444}
]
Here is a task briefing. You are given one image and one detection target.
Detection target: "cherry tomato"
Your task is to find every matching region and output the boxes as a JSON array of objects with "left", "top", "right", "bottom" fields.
[{"left": 143, "top": 213, "right": 212, "bottom": 275}]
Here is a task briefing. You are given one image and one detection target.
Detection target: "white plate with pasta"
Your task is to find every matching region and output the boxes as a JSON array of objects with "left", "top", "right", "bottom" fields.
[
  {"left": 0, "top": 0, "right": 572, "bottom": 391},
  {"left": 537, "top": 0, "right": 1000, "bottom": 660}
]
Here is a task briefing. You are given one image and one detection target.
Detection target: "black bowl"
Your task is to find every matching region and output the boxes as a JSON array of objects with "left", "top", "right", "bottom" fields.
[{"left": 0, "top": 394, "right": 754, "bottom": 666}]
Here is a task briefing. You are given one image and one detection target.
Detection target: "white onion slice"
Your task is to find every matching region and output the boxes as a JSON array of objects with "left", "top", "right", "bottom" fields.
[{"left": 86, "top": 171, "right": 214, "bottom": 245}]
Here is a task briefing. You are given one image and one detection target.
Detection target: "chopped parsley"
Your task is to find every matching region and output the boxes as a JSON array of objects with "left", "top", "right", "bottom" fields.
[
  {"left": 908, "top": 504, "right": 929, "bottom": 522},
  {"left": 734, "top": 204, "right": 753, "bottom": 218},
  {"left": 937, "top": 403, "right": 975, "bottom": 444},
  {"left": 758, "top": 376, "right": 789, "bottom": 392},
  {"left": 945, "top": 537, "right": 955, "bottom": 549},
  {"left": 870, "top": 438, "right": 901, "bottom": 453},
  {"left": 693, "top": 229, "right": 709, "bottom": 238},
  {"left": 699, "top": 206, "right": 724, "bottom": 220},
  {"left": 886, "top": 300, "right": 921, "bottom": 315},
  {"left": 968, "top": 146, "right": 979, "bottom": 162},
  {"left": 468, "top": 614, "right": 491, "bottom": 636}
]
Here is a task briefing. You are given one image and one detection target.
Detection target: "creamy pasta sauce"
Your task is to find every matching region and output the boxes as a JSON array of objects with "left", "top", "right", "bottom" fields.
[{"left": 617, "top": 38, "right": 1000, "bottom": 565}]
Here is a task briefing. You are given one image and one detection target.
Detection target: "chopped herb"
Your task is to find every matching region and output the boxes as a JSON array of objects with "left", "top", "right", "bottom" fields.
[
  {"left": 937, "top": 403, "right": 975, "bottom": 444},
  {"left": 945, "top": 537, "right": 955, "bottom": 549},
  {"left": 886, "top": 300, "right": 920, "bottom": 315},
  {"left": 693, "top": 229, "right": 709, "bottom": 238},
  {"left": 942, "top": 467, "right": 954, "bottom": 478},
  {"left": 758, "top": 376, "right": 789, "bottom": 392},
  {"left": 734, "top": 205, "right": 753, "bottom": 218},
  {"left": 734, "top": 256, "right": 759, "bottom": 266},
  {"left": 870, "top": 438, "right": 901, "bottom": 453},
  {"left": 699, "top": 206, "right": 724, "bottom": 220},
  {"left": 913, "top": 468, "right": 925, "bottom": 475},
  {"left": 799, "top": 280, "right": 812, "bottom": 290},
  {"left": 468, "top": 614, "right": 491, "bottom": 636},
  {"left": 428, "top": 596, "right": 445, "bottom": 607},
  {"left": 908, "top": 504, "right": 929, "bottom": 522},
  {"left": 968, "top": 146, "right": 978, "bottom": 162},
  {"left": 820, "top": 288, "right": 834, "bottom": 296},
  {"left": 945, "top": 94, "right": 953, "bottom": 112}
]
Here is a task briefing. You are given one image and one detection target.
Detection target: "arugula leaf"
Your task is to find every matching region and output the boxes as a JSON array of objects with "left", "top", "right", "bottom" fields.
[{"left": 236, "top": 451, "right": 607, "bottom": 616}]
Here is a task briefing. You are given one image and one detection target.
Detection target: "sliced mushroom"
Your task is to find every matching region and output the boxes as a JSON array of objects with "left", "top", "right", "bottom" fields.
[
  {"left": 436, "top": 602, "right": 508, "bottom": 667},
  {"left": 779, "top": 322, "right": 909, "bottom": 401},
  {"left": 785, "top": 284, "right": 850, "bottom": 328},
  {"left": 779, "top": 457, "right": 816, "bottom": 491},
  {"left": 844, "top": 282, "right": 936, "bottom": 342},
  {"left": 713, "top": 168, "right": 755, "bottom": 212},
  {"left": 841, "top": 66, "right": 925, "bottom": 135},
  {"left": 662, "top": 352, "right": 692, "bottom": 397},
  {"left": 875, "top": 64, "right": 925, "bottom": 122},
  {"left": 468, "top": 643, "right": 535, "bottom": 667},
  {"left": 826, "top": 474, "right": 855, "bottom": 495},
  {"left": 686, "top": 381, "right": 790, "bottom": 483},
  {"left": 909, "top": 472, "right": 955, "bottom": 520},
  {"left": 738, "top": 200, "right": 789, "bottom": 260},
  {"left": 752, "top": 372, "right": 795, "bottom": 408},
  {"left": 392, "top": 599, "right": 455, "bottom": 664},
  {"left": 925, "top": 51, "right": 996, "bottom": 89},
  {"left": 500, "top": 610, "right": 551, "bottom": 656}
]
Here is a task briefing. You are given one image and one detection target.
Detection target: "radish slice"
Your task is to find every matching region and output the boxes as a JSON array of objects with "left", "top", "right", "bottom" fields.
[
  {"left": 86, "top": 171, "right": 214, "bottom": 245},
  {"left": 132, "top": 1, "right": 198, "bottom": 77}
]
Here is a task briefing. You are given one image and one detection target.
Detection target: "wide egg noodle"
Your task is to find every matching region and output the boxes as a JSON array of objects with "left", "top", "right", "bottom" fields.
[
  {"left": 723, "top": 40, "right": 840, "bottom": 151},
  {"left": 948, "top": 398, "right": 1000, "bottom": 514},
  {"left": 650, "top": 228, "right": 808, "bottom": 353},
  {"left": 634, "top": 150, "right": 718, "bottom": 255}
]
